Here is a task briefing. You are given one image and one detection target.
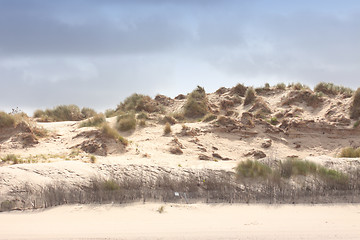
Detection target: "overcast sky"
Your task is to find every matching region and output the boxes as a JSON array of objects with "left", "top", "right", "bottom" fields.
[{"left": 1, "top": 0, "right": 360, "bottom": 114}]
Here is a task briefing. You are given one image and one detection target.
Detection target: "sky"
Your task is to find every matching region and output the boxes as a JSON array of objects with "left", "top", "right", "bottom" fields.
[{"left": 1, "top": 0, "right": 360, "bottom": 114}]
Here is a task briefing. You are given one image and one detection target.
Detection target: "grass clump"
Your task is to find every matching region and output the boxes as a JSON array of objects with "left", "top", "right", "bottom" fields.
[
  {"left": 1, "top": 154, "right": 22, "bottom": 164},
  {"left": 90, "top": 155, "right": 97, "bottom": 163},
  {"left": 162, "top": 115, "right": 176, "bottom": 125},
  {"left": 81, "top": 108, "right": 97, "bottom": 119},
  {"left": 280, "top": 158, "right": 317, "bottom": 178},
  {"left": 231, "top": 83, "right": 247, "bottom": 97},
  {"left": 103, "top": 179, "right": 120, "bottom": 191},
  {"left": 314, "top": 82, "right": 353, "bottom": 97},
  {"left": 117, "top": 94, "right": 159, "bottom": 113},
  {"left": 275, "top": 83, "right": 286, "bottom": 90},
  {"left": 34, "top": 105, "right": 89, "bottom": 122},
  {"left": 183, "top": 86, "right": 209, "bottom": 118},
  {"left": 244, "top": 87, "right": 256, "bottom": 106},
  {"left": 116, "top": 113, "right": 136, "bottom": 132},
  {"left": 235, "top": 160, "right": 272, "bottom": 179},
  {"left": 339, "top": 147, "right": 360, "bottom": 158},
  {"left": 0, "top": 111, "right": 15, "bottom": 128},
  {"left": 101, "top": 124, "right": 128, "bottom": 146},
  {"left": 350, "top": 88, "right": 360, "bottom": 119},
  {"left": 137, "top": 112, "right": 148, "bottom": 120},
  {"left": 164, "top": 122, "right": 172, "bottom": 135},
  {"left": 79, "top": 113, "right": 106, "bottom": 128},
  {"left": 354, "top": 120, "right": 360, "bottom": 128},
  {"left": 290, "top": 82, "right": 309, "bottom": 90}
]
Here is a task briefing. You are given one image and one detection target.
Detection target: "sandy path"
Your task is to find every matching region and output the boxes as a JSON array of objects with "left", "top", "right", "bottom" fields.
[{"left": 0, "top": 203, "right": 359, "bottom": 240}]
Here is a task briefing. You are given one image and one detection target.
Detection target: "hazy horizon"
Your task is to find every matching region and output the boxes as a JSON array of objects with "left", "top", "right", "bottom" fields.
[{"left": 1, "top": 0, "right": 360, "bottom": 114}]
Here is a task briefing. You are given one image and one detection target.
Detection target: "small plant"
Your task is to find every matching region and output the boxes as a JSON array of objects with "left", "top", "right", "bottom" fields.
[
  {"left": 33, "top": 105, "right": 85, "bottom": 122},
  {"left": 339, "top": 147, "right": 360, "bottom": 158},
  {"left": 139, "top": 119, "right": 146, "bottom": 127},
  {"left": 1, "top": 154, "right": 22, "bottom": 164},
  {"left": 354, "top": 120, "right": 360, "bottom": 128},
  {"left": 269, "top": 117, "right": 278, "bottom": 125},
  {"left": 164, "top": 122, "right": 172, "bottom": 135},
  {"left": 0, "top": 111, "right": 15, "bottom": 128},
  {"left": 90, "top": 155, "right": 97, "bottom": 163},
  {"left": 350, "top": 88, "right": 360, "bottom": 119},
  {"left": 116, "top": 113, "right": 136, "bottom": 131},
  {"left": 79, "top": 113, "right": 106, "bottom": 127},
  {"left": 314, "top": 82, "right": 353, "bottom": 97},
  {"left": 157, "top": 205, "right": 165, "bottom": 214},
  {"left": 173, "top": 112, "right": 185, "bottom": 121},
  {"left": 244, "top": 87, "right": 256, "bottom": 106},
  {"left": 280, "top": 158, "right": 317, "bottom": 178}
]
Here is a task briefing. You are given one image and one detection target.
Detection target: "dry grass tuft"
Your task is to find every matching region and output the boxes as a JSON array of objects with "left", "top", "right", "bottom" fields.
[
  {"left": 116, "top": 113, "right": 136, "bottom": 132},
  {"left": 183, "top": 86, "right": 209, "bottom": 118},
  {"left": 244, "top": 87, "right": 256, "bottom": 106},
  {"left": 350, "top": 88, "right": 360, "bottom": 119}
]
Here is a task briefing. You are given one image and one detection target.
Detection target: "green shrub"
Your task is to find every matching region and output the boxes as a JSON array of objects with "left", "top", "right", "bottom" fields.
[
  {"left": 116, "top": 113, "right": 136, "bottom": 131},
  {"left": 275, "top": 83, "right": 286, "bottom": 90},
  {"left": 79, "top": 113, "right": 106, "bottom": 128},
  {"left": 290, "top": 82, "right": 309, "bottom": 90},
  {"left": 354, "top": 120, "right": 360, "bottom": 128},
  {"left": 90, "top": 155, "right": 96, "bottom": 163},
  {"left": 117, "top": 94, "right": 159, "bottom": 113},
  {"left": 81, "top": 107, "right": 97, "bottom": 119},
  {"left": 231, "top": 83, "right": 247, "bottom": 97},
  {"left": 183, "top": 86, "right": 209, "bottom": 118},
  {"left": 164, "top": 122, "right": 172, "bottom": 135},
  {"left": 235, "top": 160, "right": 272, "bottom": 179},
  {"left": 339, "top": 147, "right": 360, "bottom": 158},
  {"left": 244, "top": 87, "right": 256, "bottom": 106},
  {"left": 0, "top": 111, "right": 15, "bottom": 128},
  {"left": 350, "top": 88, "right": 360, "bottom": 119},
  {"left": 269, "top": 117, "right": 278, "bottom": 125}
]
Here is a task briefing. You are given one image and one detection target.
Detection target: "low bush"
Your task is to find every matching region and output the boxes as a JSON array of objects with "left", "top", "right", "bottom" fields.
[
  {"left": 162, "top": 115, "right": 176, "bottom": 125},
  {"left": 350, "top": 88, "right": 360, "bottom": 119},
  {"left": 244, "top": 87, "right": 256, "bottom": 106},
  {"left": 280, "top": 158, "right": 317, "bottom": 178},
  {"left": 34, "top": 105, "right": 85, "bottom": 122},
  {"left": 116, "top": 113, "right": 136, "bottom": 132},
  {"left": 117, "top": 94, "right": 159, "bottom": 113},
  {"left": 183, "top": 86, "right": 209, "bottom": 118},
  {"left": 105, "top": 109, "right": 117, "bottom": 118},
  {"left": 103, "top": 179, "right": 120, "bottom": 191},
  {"left": 137, "top": 112, "right": 148, "bottom": 120},
  {"left": 0, "top": 111, "right": 15, "bottom": 128},
  {"left": 79, "top": 113, "right": 106, "bottom": 128},
  {"left": 268, "top": 117, "right": 278, "bottom": 125},
  {"left": 354, "top": 120, "right": 360, "bottom": 128},
  {"left": 339, "top": 147, "right": 360, "bottom": 158},
  {"left": 231, "top": 83, "right": 247, "bottom": 96}
]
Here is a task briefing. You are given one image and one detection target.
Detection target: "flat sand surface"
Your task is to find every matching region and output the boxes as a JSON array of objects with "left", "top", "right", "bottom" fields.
[{"left": 0, "top": 203, "right": 360, "bottom": 240}]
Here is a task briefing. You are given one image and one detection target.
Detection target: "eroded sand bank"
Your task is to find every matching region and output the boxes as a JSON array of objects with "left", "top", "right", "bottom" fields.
[{"left": 1, "top": 203, "right": 359, "bottom": 240}]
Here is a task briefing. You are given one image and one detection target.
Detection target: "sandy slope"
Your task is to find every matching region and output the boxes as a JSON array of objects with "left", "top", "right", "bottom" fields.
[{"left": 0, "top": 203, "right": 359, "bottom": 240}]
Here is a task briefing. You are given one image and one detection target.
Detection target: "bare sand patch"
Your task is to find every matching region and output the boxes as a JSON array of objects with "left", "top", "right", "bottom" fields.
[{"left": 0, "top": 203, "right": 359, "bottom": 240}]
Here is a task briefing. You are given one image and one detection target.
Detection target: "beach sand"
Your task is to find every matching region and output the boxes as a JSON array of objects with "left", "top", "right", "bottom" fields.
[{"left": 1, "top": 203, "right": 359, "bottom": 240}]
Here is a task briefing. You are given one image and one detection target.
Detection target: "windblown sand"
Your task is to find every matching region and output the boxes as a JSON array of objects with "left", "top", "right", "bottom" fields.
[{"left": 0, "top": 203, "right": 359, "bottom": 240}]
